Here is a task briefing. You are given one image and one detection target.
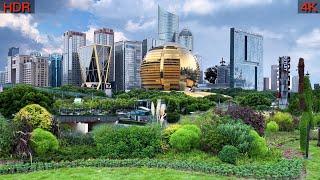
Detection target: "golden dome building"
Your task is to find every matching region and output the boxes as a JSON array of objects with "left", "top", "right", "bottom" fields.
[{"left": 141, "top": 43, "right": 200, "bottom": 90}]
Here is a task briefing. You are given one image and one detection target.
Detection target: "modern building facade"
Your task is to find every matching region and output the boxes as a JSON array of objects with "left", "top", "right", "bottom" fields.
[
  {"left": 179, "top": 28, "right": 193, "bottom": 52},
  {"left": 263, "top": 77, "right": 270, "bottom": 91},
  {"left": 115, "top": 41, "right": 142, "bottom": 91},
  {"left": 142, "top": 38, "right": 157, "bottom": 59},
  {"left": 314, "top": 83, "right": 320, "bottom": 90},
  {"left": 94, "top": 28, "right": 114, "bottom": 82},
  {"left": 78, "top": 44, "right": 112, "bottom": 90},
  {"left": 6, "top": 47, "right": 20, "bottom": 83},
  {"left": 0, "top": 71, "right": 5, "bottom": 85},
  {"left": 216, "top": 58, "right": 230, "bottom": 85},
  {"left": 6, "top": 55, "right": 49, "bottom": 87},
  {"left": 49, "top": 53, "right": 63, "bottom": 87},
  {"left": 278, "top": 56, "right": 291, "bottom": 109},
  {"left": 158, "top": 6, "right": 179, "bottom": 43},
  {"left": 291, "top": 75, "right": 299, "bottom": 93},
  {"left": 271, "top": 65, "right": 278, "bottom": 91},
  {"left": 8, "top": 47, "right": 19, "bottom": 57},
  {"left": 62, "top": 31, "right": 86, "bottom": 86},
  {"left": 141, "top": 43, "right": 199, "bottom": 90},
  {"left": 230, "top": 28, "right": 263, "bottom": 91}
]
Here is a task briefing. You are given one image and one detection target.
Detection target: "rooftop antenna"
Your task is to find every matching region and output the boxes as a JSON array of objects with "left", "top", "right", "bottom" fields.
[{"left": 220, "top": 57, "right": 226, "bottom": 66}]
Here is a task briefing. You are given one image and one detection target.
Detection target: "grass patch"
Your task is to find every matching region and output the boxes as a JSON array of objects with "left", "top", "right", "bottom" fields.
[{"left": 0, "top": 167, "right": 233, "bottom": 180}]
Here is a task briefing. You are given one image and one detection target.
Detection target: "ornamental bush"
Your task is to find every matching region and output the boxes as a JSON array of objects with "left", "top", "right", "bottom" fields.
[
  {"left": 166, "top": 112, "right": 180, "bottom": 123},
  {"left": 249, "top": 130, "right": 268, "bottom": 157},
  {"left": 93, "top": 124, "right": 161, "bottom": 159},
  {"left": 201, "top": 117, "right": 253, "bottom": 154},
  {"left": 30, "top": 128, "right": 59, "bottom": 156},
  {"left": 300, "top": 112, "right": 312, "bottom": 152},
  {"left": 162, "top": 124, "right": 181, "bottom": 143},
  {"left": 218, "top": 145, "right": 239, "bottom": 164},
  {"left": 269, "top": 112, "right": 294, "bottom": 131},
  {"left": 0, "top": 117, "right": 14, "bottom": 156},
  {"left": 266, "top": 121, "right": 279, "bottom": 132},
  {"left": 169, "top": 125, "right": 201, "bottom": 152},
  {"left": 226, "top": 106, "right": 265, "bottom": 135},
  {"left": 14, "top": 104, "right": 52, "bottom": 131}
]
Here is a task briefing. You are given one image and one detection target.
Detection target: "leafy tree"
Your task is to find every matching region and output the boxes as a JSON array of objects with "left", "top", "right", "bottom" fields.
[
  {"left": 205, "top": 66, "right": 218, "bottom": 84},
  {"left": 0, "top": 117, "right": 14, "bottom": 156},
  {"left": 30, "top": 128, "right": 59, "bottom": 156},
  {"left": 14, "top": 104, "right": 53, "bottom": 131},
  {"left": 0, "top": 85, "right": 54, "bottom": 118}
]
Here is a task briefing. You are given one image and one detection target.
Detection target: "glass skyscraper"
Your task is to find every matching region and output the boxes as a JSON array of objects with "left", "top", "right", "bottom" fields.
[
  {"left": 158, "top": 6, "right": 179, "bottom": 43},
  {"left": 49, "top": 53, "right": 62, "bottom": 87},
  {"left": 230, "top": 28, "right": 263, "bottom": 91},
  {"left": 114, "top": 41, "right": 142, "bottom": 91},
  {"left": 62, "top": 31, "right": 86, "bottom": 86},
  {"left": 179, "top": 28, "right": 193, "bottom": 52}
]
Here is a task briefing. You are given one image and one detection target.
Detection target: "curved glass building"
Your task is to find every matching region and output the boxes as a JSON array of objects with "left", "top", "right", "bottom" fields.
[
  {"left": 141, "top": 43, "right": 199, "bottom": 90},
  {"left": 158, "top": 6, "right": 179, "bottom": 43}
]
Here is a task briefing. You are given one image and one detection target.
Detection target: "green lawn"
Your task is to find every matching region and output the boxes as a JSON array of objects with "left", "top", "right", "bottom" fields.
[{"left": 0, "top": 167, "right": 235, "bottom": 180}]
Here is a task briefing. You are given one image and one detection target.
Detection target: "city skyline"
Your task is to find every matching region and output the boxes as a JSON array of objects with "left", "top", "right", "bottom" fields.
[{"left": 0, "top": 0, "right": 319, "bottom": 85}]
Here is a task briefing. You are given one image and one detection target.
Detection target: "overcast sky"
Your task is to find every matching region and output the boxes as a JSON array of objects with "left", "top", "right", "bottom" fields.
[{"left": 0, "top": 0, "right": 319, "bottom": 84}]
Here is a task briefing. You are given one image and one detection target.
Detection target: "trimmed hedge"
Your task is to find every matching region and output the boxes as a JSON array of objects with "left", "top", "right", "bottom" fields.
[{"left": 0, "top": 158, "right": 303, "bottom": 179}]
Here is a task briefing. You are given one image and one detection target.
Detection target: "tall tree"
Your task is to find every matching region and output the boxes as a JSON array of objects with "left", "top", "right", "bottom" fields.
[{"left": 205, "top": 66, "right": 218, "bottom": 84}]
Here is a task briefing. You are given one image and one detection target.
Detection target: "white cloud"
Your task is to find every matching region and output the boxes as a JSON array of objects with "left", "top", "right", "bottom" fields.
[
  {"left": 0, "top": 14, "right": 62, "bottom": 55},
  {"left": 125, "top": 19, "right": 156, "bottom": 32},
  {"left": 296, "top": 29, "right": 320, "bottom": 49},
  {"left": 84, "top": 26, "right": 97, "bottom": 45},
  {"left": 183, "top": 0, "right": 273, "bottom": 15},
  {"left": 114, "top": 31, "right": 128, "bottom": 42}
]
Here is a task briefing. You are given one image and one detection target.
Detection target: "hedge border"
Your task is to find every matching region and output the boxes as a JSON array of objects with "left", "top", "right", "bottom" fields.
[{"left": 0, "top": 158, "right": 303, "bottom": 179}]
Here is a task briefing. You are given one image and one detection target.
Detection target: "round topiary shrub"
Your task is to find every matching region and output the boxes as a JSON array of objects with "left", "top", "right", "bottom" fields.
[
  {"left": 218, "top": 145, "right": 239, "bottom": 164},
  {"left": 166, "top": 112, "right": 180, "bottom": 123},
  {"left": 266, "top": 121, "right": 279, "bottom": 132},
  {"left": 14, "top": 104, "right": 52, "bottom": 130},
  {"left": 162, "top": 124, "right": 181, "bottom": 142},
  {"left": 249, "top": 130, "right": 268, "bottom": 157},
  {"left": 169, "top": 125, "right": 201, "bottom": 152},
  {"left": 30, "top": 128, "right": 59, "bottom": 156}
]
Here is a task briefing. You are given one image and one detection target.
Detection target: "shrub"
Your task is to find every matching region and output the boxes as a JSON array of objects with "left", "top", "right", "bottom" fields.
[
  {"left": 169, "top": 125, "right": 201, "bottom": 152},
  {"left": 162, "top": 124, "right": 181, "bottom": 144},
  {"left": 93, "top": 124, "right": 161, "bottom": 159},
  {"left": 30, "top": 128, "right": 59, "bottom": 156},
  {"left": 238, "top": 94, "right": 272, "bottom": 109},
  {"left": 249, "top": 130, "right": 268, "bottom": 157},
  {"left": 14, "top": 104, "right": 52, "bottom": 131},
  {"left": 0, "top": 117, "right": 14, "bottom": 156},
  {"left": 226, "top": 106, "right": 265, "bottom": 135},
  {"left": 266, "top": 121, "right": 279, "bottom": 133},
  {"left": 167, "top": 112, "right": 180, "bottom": 123},
  {"left": 59, "top": 131, "right": 94, "bottom": 147},
  {"left": 269, "top": 112, "right": 294, "bottom": 131},
  {"left": 218, "top": 145, "right": 239, "bottom": 164},
  {"left": 201, "top": 117, "right": 253, "bottom": 154},
  {"left": 313, "top": 113, "right": 320, "bottom": 127}
]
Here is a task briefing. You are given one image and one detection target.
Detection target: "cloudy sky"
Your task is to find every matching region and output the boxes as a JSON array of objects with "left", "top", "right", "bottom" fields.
[{"left": 0, "top": 0, "right": 319, "bottom": 84}]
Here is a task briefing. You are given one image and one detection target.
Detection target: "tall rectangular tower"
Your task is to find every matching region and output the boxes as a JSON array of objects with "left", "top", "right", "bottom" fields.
[
  {"left": 158, "top": 5, "right": 179, "bottom": 43},
  {"left": 114, "top": 41, "right": 142, "bottom": 91},
  {"left": 94, "top": 28, "right": 114, "bottom": 82},
  {"left": 62, "top": 31, "right": 86, "bottom": 86},
  {"left": 230, "top": 28, "right": 263, "bottom": 91},
  {"left": 271, "top": 65, "right": 278, "bottom": 91}
]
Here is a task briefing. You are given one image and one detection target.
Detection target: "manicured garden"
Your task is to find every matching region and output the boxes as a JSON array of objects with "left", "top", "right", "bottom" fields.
[{"left": 0, "top": 68, "right": 319, "bottom": 179}]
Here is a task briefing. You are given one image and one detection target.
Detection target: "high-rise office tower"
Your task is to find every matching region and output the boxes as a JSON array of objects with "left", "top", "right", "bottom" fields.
[
  {"left": 114, "top": 41, "right": 142, "bottom": 91},
  {"left": 278, "top": 56, "right": 291, "bottom": 109},
  {"left": 291, "top": 75, "right": 299, "bottom": 93},
  {"left": 49, "top": 53, "right": 63, "bottom": 87},
  {"left": 0, "top": 71, "right": 6, "bottom": 85},
  {"left": 62, "top": 31, "right": 86, "bottom": 86},
  {"left": 142, "top": 38, "right": 157, "bottom": 59},
  {"left": 263, "top": 77, "right": 270, "bottom": 91},
  {"left": 94, "top": 28, "right": 114, "bottom": 82},
  {"left": 6, "top": 54, "right": 49, "bottom": 87},
  {"left": 271, "top": 65, "right": 278, "bottom": 91},
  {"left": 216, "top": 58, "right": 230, "bottom": 85},
  {"left": 78, "top": 44, "right": 112, "bottom": 90},
  {"left": 230, "top": 28, "right": 263, "bottom": 91},
  {"left": 179, "top": 28, "right": 193, "bottom": 52},
  {"left": 6, "top": 47, "right": 19, "bottom": 83},
  {"left": 158, "top": 5, "right": 179, "bottom": 43}
]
